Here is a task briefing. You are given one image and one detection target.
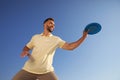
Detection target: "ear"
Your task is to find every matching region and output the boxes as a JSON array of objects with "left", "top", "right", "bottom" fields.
[
  {"left": 43, "top": 23, "right": 47, "bottom": 29},
  {"left": 43, "top": 23, "right": 46, "bottom": 27}
]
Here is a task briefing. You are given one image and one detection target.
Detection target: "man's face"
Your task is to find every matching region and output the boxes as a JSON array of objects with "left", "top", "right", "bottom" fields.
[{"left": 45, "top": 20, "right": 55, "bottom": 32}]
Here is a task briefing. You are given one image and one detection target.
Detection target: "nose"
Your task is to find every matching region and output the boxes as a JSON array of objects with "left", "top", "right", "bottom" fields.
[{"left": 51, "top": 25, "right": 55, "bottom": 28}]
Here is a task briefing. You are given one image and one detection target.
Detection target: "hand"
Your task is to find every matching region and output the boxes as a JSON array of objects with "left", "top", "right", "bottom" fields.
[
  {"left": 27, "top": 54, "right": 35, "bottom": 61},
  {"left": 83, "top": 30, "right": 88, "bottom": 38},
  {"left": 20, "top": 51, "right": 29, "bottom": 58}
]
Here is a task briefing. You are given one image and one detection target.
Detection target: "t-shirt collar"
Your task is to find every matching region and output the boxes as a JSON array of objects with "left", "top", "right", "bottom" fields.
[{"left": 40, "top": 33, "right": 53, "bottom": 37}]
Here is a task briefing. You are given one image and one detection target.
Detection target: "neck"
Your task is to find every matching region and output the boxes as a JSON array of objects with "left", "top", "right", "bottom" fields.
[{"left": 42, "top": 30, "right": 51, "bottom": 36}]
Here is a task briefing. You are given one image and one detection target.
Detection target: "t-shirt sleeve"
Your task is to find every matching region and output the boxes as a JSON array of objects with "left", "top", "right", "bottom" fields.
[
  {"left": 58, "top": 37, "right": 66, "bottom": 48},
  {"left": 26, "top": 35, "right": 35, "bottom": 49}
]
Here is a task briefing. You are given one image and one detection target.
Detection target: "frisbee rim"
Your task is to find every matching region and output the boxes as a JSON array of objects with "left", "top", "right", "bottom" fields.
[{"left": 84, "top": 23, "right": 101, "bottom": 35}]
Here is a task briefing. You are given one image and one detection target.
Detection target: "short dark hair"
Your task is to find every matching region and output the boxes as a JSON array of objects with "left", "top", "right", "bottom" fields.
[{"left": 43, "top": 18, "right": 54, "bottom": 24}]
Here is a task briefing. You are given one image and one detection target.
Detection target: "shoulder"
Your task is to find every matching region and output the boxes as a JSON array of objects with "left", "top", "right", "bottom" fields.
[
  {"left": 52, "top": 35, "right": 65, "bottom": 41},
  {"left": 31, "top": 34, "right": 41, "bottom": 39},
  {"left": 52, "top": 35, "right": 61, "bottom": 39}
]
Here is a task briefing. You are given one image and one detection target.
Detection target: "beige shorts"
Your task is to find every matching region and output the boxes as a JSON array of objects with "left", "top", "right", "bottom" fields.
[{"left": 12, "top": 69, "right": 58, "bottom": 80}]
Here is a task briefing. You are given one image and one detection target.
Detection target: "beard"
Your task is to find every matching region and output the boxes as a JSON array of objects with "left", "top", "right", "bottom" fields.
[{"left": 47, "top": 26, "right": 54, "bottom": 32}]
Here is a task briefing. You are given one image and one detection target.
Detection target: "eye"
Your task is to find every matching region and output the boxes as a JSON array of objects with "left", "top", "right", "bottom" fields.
[
  {"left": 49, "top": 21, "right": 55, "bottom": 26},
  {"left": 50, "top": 22, "right": 53, "bottom": 24}
]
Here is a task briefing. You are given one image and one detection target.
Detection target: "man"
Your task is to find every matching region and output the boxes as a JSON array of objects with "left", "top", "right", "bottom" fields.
[{"left": 12, "top": 18, "right": 88, "bottom": 80}]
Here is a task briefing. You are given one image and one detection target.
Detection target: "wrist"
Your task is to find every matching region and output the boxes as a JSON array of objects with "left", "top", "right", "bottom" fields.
[{"left": 82, "top": 34, "right": 87, "bottom": 38}]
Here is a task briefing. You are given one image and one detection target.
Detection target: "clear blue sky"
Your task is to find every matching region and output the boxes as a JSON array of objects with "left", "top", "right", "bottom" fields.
[{"left": 0, "top": 0, "right": 120, "bottom": 80}]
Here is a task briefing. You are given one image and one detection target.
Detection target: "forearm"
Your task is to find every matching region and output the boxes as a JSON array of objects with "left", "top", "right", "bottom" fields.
[
  {"left": 20, "top": 46, "right": 30, "bottom": 57},
  {"left": 67, "top": 35, "right": 87, "bottom": 50},
  {"left": 62, "top": 31, "right": 88, "bottom": 50},
  {"left": 23, "top": 46, "right": 30, "bottom": 51}
]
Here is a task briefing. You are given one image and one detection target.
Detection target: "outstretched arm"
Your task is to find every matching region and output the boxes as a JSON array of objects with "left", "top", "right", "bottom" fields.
[{"left": 62, "top": 31, "right": 88, "bottom": 50}]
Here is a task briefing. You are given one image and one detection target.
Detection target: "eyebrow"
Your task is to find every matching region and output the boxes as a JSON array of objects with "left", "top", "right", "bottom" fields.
[{"left": 50, "top": 22, "right": 55, "bottom": 25}]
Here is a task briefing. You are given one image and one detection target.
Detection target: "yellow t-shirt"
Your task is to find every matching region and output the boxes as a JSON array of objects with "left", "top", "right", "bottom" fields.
[{"left": 22, "top": 33, "right": 65, "bottom": 74}]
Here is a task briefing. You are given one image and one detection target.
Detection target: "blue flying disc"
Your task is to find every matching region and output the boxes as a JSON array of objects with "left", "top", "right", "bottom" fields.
[{"left": 84, "top": 23, "right": 102, "bottom": 35}]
